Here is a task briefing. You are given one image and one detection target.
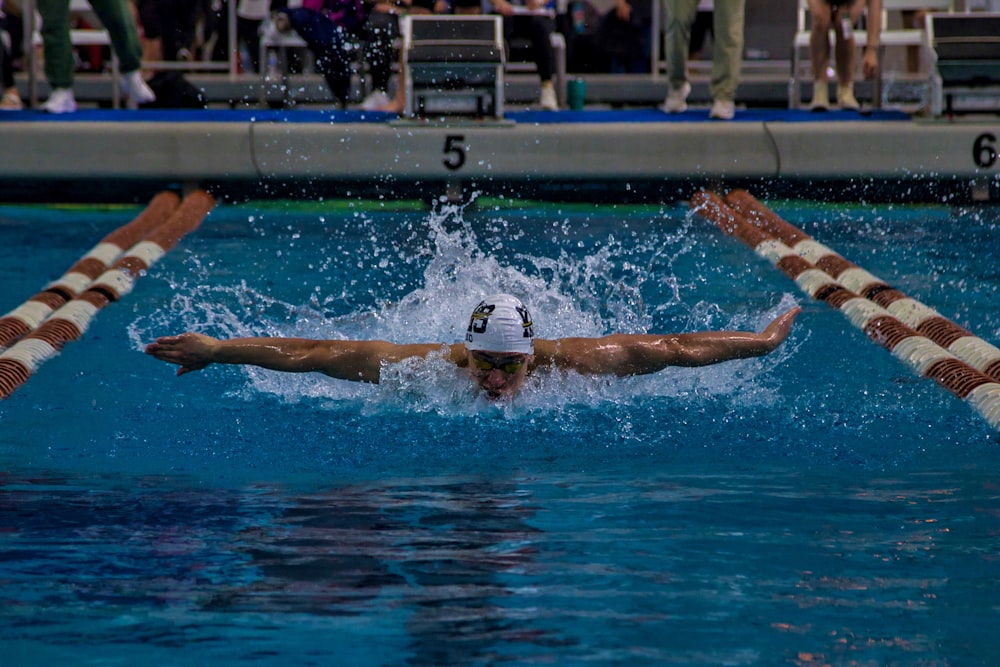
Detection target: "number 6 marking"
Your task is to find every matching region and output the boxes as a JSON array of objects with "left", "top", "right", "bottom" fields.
[
  {"left": 973, "top": 132, "right": 997, "bottom": 169},
  {"left": 443, "top": 135, "right": 466, "bottom": 171}
]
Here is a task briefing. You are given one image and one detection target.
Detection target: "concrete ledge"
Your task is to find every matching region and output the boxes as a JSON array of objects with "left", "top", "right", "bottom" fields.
[
  {"left": 250, "top": 121, "right": 778, "bottom": 180},
  {"left": 767, "top": 120, "right": 998, "bottom": 178},
  {"left": 1, "top": 110, "right": 998, "bottom": 203},
  {"left": 0, "top": 121, "right": 256, "bottom": 180}
]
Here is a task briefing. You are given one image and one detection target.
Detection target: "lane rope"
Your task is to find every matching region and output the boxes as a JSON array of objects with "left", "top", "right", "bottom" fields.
[
  {"left": 0, "top": 190, "right": 215, "bottom": 399},
  {"left": 691, "top": 189, "right": 1000, "bottom": 431},
  {"left": 0, "top": 191, "right": 181, "bottom": 350},
  {"left": 724, "top": 189, "right": 1000, "bottom": 384}
]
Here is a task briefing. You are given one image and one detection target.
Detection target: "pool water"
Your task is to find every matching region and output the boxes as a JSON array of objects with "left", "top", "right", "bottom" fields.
[{"left": 1, "top": 197, "right": 999, "bottom": 665}]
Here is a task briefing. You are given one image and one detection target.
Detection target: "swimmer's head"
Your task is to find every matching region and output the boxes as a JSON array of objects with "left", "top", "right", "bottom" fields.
[{"left": 464, "top": 294, "right": 534, "bottom": 354}]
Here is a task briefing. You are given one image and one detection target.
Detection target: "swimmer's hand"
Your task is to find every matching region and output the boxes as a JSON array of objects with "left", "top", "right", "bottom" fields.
[
  {"left": 760, "top": 306, "right": 801, "bottom": 352},
  {"left": 145, "top": 333, "right": 218, "bottom": 376}
]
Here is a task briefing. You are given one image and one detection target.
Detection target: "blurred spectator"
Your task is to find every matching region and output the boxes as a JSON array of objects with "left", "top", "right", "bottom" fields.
[
  {"left": 596, "top": 0, "right": 652, "bottom": 73},
  {"left": 134, "top": 0, "right": 163, "bottom": 72},
  {"left": 505, "top": 0, "right": 559, "bottom": 109},
  {"left": 36, "top": 0, "right": 156, "bottom": 112},
  {"left": 365, "top": 0, "right": 447, "bottom": 113},
  {"left": 660, "top": 0, "right": 743, "bottom": 119},
  {"left": 271, "top": 0, "right": 372, "bottom": 107},
  {"left": 1, "top": 0, "right": 24, "bottom": 109},
  {"left": 452, "top": 0, "right": 559, "bottom": 110},
  {"left": 154, "top": 0, "right": 199, "bottom": 60},
  {"left": 357, "top": 0, "right": 400, "bottom": 109},
  {"left": 807, "top": 0, "right": 881, "bottom": 111},
  {"left": 208, "top": 0, "right": 268, "bottom": 72}
]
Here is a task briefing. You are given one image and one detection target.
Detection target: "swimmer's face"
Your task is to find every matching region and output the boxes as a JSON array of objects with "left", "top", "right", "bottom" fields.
[{"left": 467, "top": 350, "right": 532, "bottom": 400}]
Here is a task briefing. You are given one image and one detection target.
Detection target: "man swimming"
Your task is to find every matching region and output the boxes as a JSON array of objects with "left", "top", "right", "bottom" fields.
[{"left": 144, "top": 294, "right": 801, "bottom": 400}]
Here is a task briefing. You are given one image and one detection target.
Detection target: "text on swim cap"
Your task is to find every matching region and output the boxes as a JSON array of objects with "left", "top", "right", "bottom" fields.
[{"left": 466, "top": 301, "right": 534, "bottom": 341}]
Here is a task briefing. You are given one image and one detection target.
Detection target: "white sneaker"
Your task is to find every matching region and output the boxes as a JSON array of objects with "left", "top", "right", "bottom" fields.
[
  {"left": 122, "top": 70, "right": 156, "bottom": 108},
  {"left": 0, "top": 88, "right": 23, "bottom": 110},
  {"left": 660, "top": 81, "right": 690, "bottom": 113},
  {"left": 360, "top": 90, "right": 391, "bottom": 111},
  {"left": 809, "top": 82, "right": 829, "bottom": 111},
  {"left": 837, "top": 83, "right": 860, "bottom": 111},
  {"left": 42, "top": 88, "right": 77, "bottom": 113},
  {"left": 538, "top": 82, "right": 558, "bottom": 111},
  {"left": 709, "top": 99, "right": 735, "bottom": 120}
]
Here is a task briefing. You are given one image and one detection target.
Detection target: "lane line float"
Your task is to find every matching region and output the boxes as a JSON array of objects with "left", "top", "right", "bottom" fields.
[
  {"left": 0, "top": 190, "right": 215, "bottom": 399},
  {"left": 724, "top": 189, "right": 1000, "bottom": 384},
  {"left": 0, "top": 191, "right": 181, "bottom": 350},
  {"left": 691, "top": 189, "right": 1000, "bottom": 431}
]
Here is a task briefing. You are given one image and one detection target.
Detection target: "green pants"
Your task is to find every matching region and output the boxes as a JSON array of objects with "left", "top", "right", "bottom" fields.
[
  {"left": 37, "top": 0, "right": 143, "bottom": 89},
  {"left": 662, "top": 0, "right": 745, "bottom": 103}
]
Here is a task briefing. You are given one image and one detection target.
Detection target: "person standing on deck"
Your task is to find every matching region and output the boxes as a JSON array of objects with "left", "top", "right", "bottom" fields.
[
  {"left": 806, "top": 0, "right": 882, "bottom": 111},
  {"left": 36, "top": 0, "right": 156, "bottom": 112},
  {"left": 660, "top": 0, "right": 743, "bottom": 120}
]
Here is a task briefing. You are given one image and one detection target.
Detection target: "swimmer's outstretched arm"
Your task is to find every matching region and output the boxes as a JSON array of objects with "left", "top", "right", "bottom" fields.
[
  {"left": 145, "top": 334, "right": 465, "bottom": 383},
  {"left": 535, "top": 306, "right": 801, "bottom": 376}
]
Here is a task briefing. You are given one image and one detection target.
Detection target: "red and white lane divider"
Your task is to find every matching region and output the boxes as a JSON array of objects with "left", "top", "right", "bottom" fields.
[
  {"left": 0, "top": 191, "right": 181, "bottom": 350},
  {"left": 691, "top": 189, "right": 1000, "bottom": 431},
  {"left": 0, "top": 190, "right": 215, "bottom": 399},
  {"left": 724, "top": 189, "right": 1000, "bottom": 384}
]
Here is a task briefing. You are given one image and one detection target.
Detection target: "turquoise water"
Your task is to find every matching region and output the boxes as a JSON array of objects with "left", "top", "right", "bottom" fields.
[{"left": 1, "top": 198, "right": 999, "bottom": 664}]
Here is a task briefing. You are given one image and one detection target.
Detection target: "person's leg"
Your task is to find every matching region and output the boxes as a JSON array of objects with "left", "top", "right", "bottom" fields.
[
  {"left": 238, "top": 16, "right": 262, "bottom": 73},
  {"left": 287, "top": 8, "right": 352, "bottom": 105},
  {"left": 0, "top": 15, "right": 23, "bottom": 108},
  {"left": 88, "top": 0, "right": 144, "bottom": 72},
  {"left": 524, "top": 15, "right": 554, "bottom": 83},
  {"left": 506, "top": 14, "right": 557, "bottom": 109},
  {"left": 661, "top": 0, "right": 697, "bottom": 110},
  {"left": 363, "top": 11, "right": 396, "bottom": 94},
  {"left": 90, "top": 0, "right": 155, "bottom": 105},
  {"left": 1, "top": 14, "right": 15, "bottom": 90},
  {"left": 36, "top": 0, "right": 76, "bottom": 90},
  {"left": 834, "top": 0, "right": 865, "bottom": 109},
  {"left": 664, "top": 0, "right": 696, "bottom": 88},
  {"left": 708, "top": 0, "right": 743, "bottom": 107},
  {"left": 526, "top": 15, "right": 557, "bottom": 108},
  {"left": 807, "top": 0, "right": 832, "bottom": 109}
]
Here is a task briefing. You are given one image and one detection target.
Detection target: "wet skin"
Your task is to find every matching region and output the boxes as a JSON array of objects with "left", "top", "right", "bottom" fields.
[{"left": 467, "top": 350, "right": 533, "bottom": 400}]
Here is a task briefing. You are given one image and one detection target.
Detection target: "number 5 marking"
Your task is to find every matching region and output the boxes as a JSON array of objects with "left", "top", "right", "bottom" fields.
[{"left": 443, "top": 135, "right": 466, "bottom": 171}]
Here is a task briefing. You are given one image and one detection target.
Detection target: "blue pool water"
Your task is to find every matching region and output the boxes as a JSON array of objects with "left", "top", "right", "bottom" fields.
[{"left": 1, "top": 197, "right": 999, "bottom": 664}]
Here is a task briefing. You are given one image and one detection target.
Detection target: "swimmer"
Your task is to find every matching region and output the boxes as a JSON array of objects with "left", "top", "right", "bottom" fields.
[{"left": 145, "top": 294, "right": 801, "bottom": 400}]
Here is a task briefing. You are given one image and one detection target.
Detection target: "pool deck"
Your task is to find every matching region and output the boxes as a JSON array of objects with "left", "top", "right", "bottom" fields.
[{"left": 2, "top": 104, "right": 999, "bottom": 204}]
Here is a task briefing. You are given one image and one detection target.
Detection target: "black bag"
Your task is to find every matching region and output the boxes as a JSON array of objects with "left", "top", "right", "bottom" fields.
[{"left": 141, "top": 71, "right": 207, "bottom": 109}]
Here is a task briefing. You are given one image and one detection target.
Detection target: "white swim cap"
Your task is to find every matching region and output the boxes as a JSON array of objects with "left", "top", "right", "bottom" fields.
[{"left": 464, "top": 294, "right": 535, "bottom": 354}]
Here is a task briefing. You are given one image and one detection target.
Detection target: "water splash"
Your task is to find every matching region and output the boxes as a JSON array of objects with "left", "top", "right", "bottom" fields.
[{"left": 129, "top": 202, "right": 798, "bottom": 415}]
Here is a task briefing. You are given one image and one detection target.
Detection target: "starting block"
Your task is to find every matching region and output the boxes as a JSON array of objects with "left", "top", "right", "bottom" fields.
[
  {"left": 402, "top": 15, "right": 506, "bottom": 119},
  {"left": 928, "top": 13, "right": 1000, "bottom": 115}
]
